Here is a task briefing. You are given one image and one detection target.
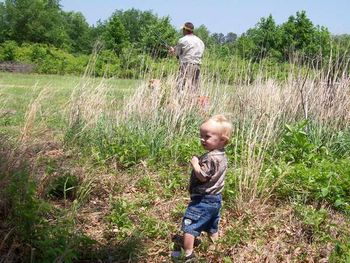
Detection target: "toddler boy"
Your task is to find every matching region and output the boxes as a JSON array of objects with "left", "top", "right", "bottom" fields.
[{"left": 172, "top": 115, "right": 233, "bottom": 262}]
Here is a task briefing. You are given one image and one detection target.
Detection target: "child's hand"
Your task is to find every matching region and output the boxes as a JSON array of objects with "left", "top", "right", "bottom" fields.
[
  {"left": 190, "top": 156, "right": 199, "bottom": 167},
  {"left": 168, "top": 46, "right": 175, "bottom": 54},
  {"left": 190, "top": 156, "right": 206, "bottom": 181}
]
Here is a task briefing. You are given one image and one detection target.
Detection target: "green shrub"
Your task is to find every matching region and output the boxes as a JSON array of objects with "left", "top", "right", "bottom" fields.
[
  {"left": 274, "top": 159, "right": 350, "bottom": 212},
  {"left": 0, "top": 42, "right": 89, "bottom": 74},
  {"left": 94, "top": 49, "right": 121, "bottom": 77},
  {"left": 5, "top": 168, "right": 81, "bottom": 262},
  {"left": 0, "top": 40, "right": 18, "bottom": 61},
  {"left": 277, "top": 121, "right": 321, "bottom": 164},
  {"left": 0, "top": 41, "right": 19, "bottom": 61},
  {"left": 271, "top": 121, "right": 350, "bottom": 213}
]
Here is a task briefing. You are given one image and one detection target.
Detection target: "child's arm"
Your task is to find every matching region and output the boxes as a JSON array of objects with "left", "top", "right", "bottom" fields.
[{"left": 190, "top": 156, "right": 208, "bottom": 182}]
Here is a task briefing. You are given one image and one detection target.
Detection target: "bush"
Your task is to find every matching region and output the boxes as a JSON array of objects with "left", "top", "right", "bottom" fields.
[
  {"left": 271, "top": 121, "right": 350, "bottom": 213},
  {"left": 0, "top": 40, "right": 19, "bottom": 61},
  {"left": 276, "top": 121, "right": 321, "bottom": 165},
  {"left": 94, "top": 49, "right": 121, "bottom": 77},
  {"left": 4, "top": 168, "right": 81, "bottom": 262},
  {"left": 287, "top": 159, "right": 350, "bottom": 211},
  {"left": 0, "top": 42, "right": 89, "bottom": 75}
]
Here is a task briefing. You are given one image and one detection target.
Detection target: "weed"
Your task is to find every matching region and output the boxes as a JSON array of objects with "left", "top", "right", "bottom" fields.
[
  {"left": 159, "top": 167, "right": 188, "bottom": 197},
  {"left": 137, "top": 215, "right": 170, "bottom": 239},
  {"left": 294, "top": 204, "right": 330, "bottom": 243},
  {"left": 109, "top": 232, "right": 147, "bottom": 262},
  {"left": 107, "top": 198, "right": 135, "bottom": 239},
  {"left": 222, "top": 169, "right": 237, "bottom": 202},
  {"left": 169, "top": 202, "right": 187, "bottom": 229},
  {"left": 275, "top": 159, "right": 350, "bottom": 213},
  {"left": 330, "top": 239, "right": 350, "bottom": 263},
  {"left": 222, "top": 227, "right": 247, "bottom": 247},
  {"left": 136, "top": 175, "right": 156, "bottom": 193},
  {"left": 277, "top": 121, "right": 321, "bottom": 165}
]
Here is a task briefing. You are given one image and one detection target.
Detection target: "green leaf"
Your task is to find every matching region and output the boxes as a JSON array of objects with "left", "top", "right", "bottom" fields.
[
  {"left": 321, "top": 187, "right": 329, "bottom": 197},
  {"left": 335, "top": 199, "right": 344, "bottom": 207}
]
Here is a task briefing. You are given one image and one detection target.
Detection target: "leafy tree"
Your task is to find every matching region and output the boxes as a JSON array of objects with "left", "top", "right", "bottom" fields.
[
  {"left": 139, "top": 16, "right": 178, "bottom": 58},
  {"left": 255, "top": 15, "right": 282, "bottom": 59},
  {"left": 235, "top": 15, "right": 282, "bottom": 61},
  {"left": 224, "top": 32, "right": 237, "bottom": 44},
  {"left": 195, "top": 24, "right": 215, "bottom": 47},
  {"left": 234, "top": 11, "right": 331, "bottom": 63},
  {"left": 234, "top": 33, "right": 256, "bottom": 59},
  {"left": 311, "top": 25, "right": 331, "bottom": 60},
  {"left": 211, "top": 33, "right": 225, "bottom": 45},
  {"left": 0, "top": 2, "right": 10, "bottom": 43},
  {"left": 63, "top": 11, "right": 92, "bottom": 54},
  {"left": 280, "top": 11, "right": 331, "bottom": 61},
  {"left": 101, "top": 9, "right": 177, "bottom": 58},
  {"left": 117, "top": 9, "right": 157, "bottom": 44},
  {"left": 90, "top": 20, "right": 106, "bottom": 44},
  {"left": 333, "top": 34, "right": 350, "bottom": 47},
  {"left": 102, "top": 13, "right": 130, "bottom": 54},
  {"left": 332, "top": 34, "right": 350, "bottom": 65},
  {"left": 1, "top": 0, "right": 68, "bottom": 47}
]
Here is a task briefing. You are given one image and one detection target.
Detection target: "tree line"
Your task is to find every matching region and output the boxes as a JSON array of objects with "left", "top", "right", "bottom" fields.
[{"left": 0, "top": 0, "right": 349, "bottom": 76}]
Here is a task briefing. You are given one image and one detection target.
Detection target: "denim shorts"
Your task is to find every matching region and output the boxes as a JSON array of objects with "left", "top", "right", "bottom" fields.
[{"left": 181, "top": 194, "right": 222, "bottom": 237}]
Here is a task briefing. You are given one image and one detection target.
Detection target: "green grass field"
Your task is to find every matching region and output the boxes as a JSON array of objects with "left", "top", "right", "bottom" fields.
[
  {"left": 1, "top": 71, "right": 350, "bottom": 263},
  {"left": 0, "top": 72, "right": 140, "bottom": 137}
]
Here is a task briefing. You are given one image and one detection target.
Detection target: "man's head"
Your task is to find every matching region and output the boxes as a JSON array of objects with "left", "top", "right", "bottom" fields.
[
  {"left": 199, "top": 115, "right": 233, "bottom": 151},
  {"left": 182, "top": 22, "right": 194, "bottom": 35}
]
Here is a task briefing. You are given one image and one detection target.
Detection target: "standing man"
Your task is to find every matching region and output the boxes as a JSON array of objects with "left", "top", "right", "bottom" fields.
[{"left": 169, "top": 22, "right": 205, "bottom": 91}]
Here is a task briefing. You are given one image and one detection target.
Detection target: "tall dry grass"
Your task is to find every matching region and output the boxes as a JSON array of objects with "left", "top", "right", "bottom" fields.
[
  {"left": 66, "top": 48, "right": 350, "bottom": 205},
  {"left": 0, "top": 84, "right": 51, "bottom": 178}
]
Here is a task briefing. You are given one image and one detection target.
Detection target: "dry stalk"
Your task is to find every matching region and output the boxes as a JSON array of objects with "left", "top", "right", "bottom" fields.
[
  {"left": 120, "top": 74, "right": 214, "bottom": 138},
  {"left": 19, "top": 84, "right": 49, "bottom": 143},
  {"left": 68, "top": 75, "right": 109, "bottom": 135}
]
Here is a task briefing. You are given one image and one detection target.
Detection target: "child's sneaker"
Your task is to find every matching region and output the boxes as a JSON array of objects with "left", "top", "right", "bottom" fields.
[{"left": 171, "top": 250, "right": 196, "bottom": 262}]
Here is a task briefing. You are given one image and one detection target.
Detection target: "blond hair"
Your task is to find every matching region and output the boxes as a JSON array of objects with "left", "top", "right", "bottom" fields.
[{"left": 204, "top": 114, "right": 233, "bottom": 144}]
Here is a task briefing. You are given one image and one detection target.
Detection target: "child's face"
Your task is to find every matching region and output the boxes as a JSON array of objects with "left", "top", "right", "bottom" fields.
[{"left": 199, "top": 121, "right": 226, "bottom": 151}]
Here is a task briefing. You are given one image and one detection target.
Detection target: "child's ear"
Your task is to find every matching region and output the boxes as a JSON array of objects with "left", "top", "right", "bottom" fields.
[{"left": 221, "top": 135, "right": 229, "bottom": 144}]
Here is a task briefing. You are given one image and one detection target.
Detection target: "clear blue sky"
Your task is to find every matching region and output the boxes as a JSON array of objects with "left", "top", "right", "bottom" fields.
[{"left": 60, "top": 0, "right": 350, "bottom": 35}]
